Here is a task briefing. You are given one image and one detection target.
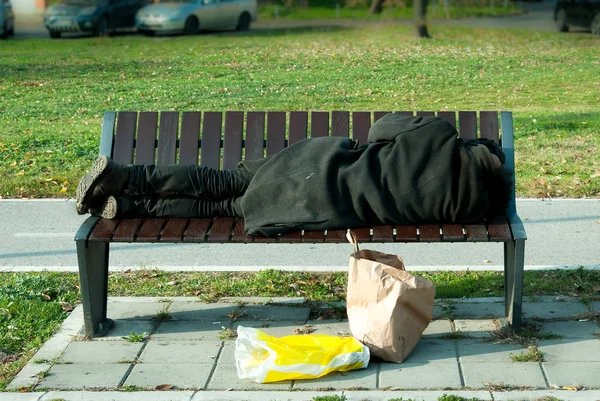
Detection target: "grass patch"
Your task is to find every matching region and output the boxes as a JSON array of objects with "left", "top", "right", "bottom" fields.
[
  {"left": 510, "top": 346, "right": 544, "bottom": 362},
  {"left": 0, "top": 26, "right": 599, "bottom": 198},
  {"left": 488, "top": 322, "right": 563, "bottom": 347}
]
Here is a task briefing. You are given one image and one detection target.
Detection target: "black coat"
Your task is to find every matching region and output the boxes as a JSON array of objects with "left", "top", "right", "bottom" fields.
[{"left": 238, "top": 113, "right": 499, "bottom": 236}]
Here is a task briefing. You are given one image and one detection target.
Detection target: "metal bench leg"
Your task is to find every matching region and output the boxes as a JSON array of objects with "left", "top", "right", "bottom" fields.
[
  {"left": 504, "top": 239, "right": 525, "bottom": 330},
  {"left": 76, "top": 239, "right": 113, "bottom": 338}
]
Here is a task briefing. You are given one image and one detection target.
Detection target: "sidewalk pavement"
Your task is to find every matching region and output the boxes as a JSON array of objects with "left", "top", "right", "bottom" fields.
[{"left": 3, "top": 296, "right": 599, "bottom": 401}]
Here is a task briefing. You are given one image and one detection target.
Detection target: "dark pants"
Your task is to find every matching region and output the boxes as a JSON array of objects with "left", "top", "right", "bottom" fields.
[{"left": 122, "top": 165, "right": 253, "bottom": 218}]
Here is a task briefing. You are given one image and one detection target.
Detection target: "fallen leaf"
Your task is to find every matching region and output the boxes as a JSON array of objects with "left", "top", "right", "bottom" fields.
[
  {"left": 61, "top": 303, "right": 74, "bottom": 312},
  {"left": 484, "top": 259, "right": 492, "bottom": 263},
  {"left": 562, "top": 385, "right": 579, "bottom": 391},
  {"left": 593, "top": 286, "right": 600, "bottom": 293},
  {"left": 155, "top": 384, "right": 173, "bottom": 391},
  {"left": 40, "top": 293, "right": 51, "bottom": 301},
  {"left": 295, "top": 280, "right": 307, "bottom": 285},
  {"left": 289, "top": 283, "right": 299, "bottom": 291},
  {"left": 166, "top": 280, "right": 178, "bottom": 286}
]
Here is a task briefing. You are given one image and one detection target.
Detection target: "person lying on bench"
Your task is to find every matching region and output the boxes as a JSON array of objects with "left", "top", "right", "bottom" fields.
[{"left": 76, "top": 113, "right": 513, "bottom": 236}]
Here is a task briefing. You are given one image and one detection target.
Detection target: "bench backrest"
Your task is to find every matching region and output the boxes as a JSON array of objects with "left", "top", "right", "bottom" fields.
[{"left": 99, "top": 111, "right": 507, "bottom": 169}]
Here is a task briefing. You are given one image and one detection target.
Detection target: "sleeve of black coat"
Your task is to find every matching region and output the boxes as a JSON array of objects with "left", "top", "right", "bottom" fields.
[{"left": 368, "top": 113, "right": 453, "bottom": 143}]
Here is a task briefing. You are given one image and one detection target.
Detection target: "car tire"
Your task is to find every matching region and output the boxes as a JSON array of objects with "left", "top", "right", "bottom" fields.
[
  {"left": 592, "top": 14, "right": 600, "bottom": 36},
  {"left": 183, "top": 16, "right": 199, "bottom": 35},
  {"left": 95, "top": 16, "right": 110, "bottom": 37},
  {"left": 236, "top": 12, "right": 250, "bottom": 31},
  {"left": 555, "top": 9, "right": 568, "bottom": 32},
  {"left": 49, "top": 30, "right": 61, "bottom": 39},
  {"left": 142, "top": 30, "right": 156, "bottom": 37}
]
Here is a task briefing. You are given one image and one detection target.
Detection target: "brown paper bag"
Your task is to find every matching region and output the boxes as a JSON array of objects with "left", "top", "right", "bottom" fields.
[{"left": 345, "top": 231, "right": 435, "bottom": 363}]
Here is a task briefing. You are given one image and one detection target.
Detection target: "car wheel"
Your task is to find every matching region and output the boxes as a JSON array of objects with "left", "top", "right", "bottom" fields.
[
  {"left": 49, "top": 30, "right": 61, "bottom": 39},
  {"left": 183, "top": 16, "right": 199, "bottom": 35},
  {"left": 555, "top": 9, "right": 568, "bottom": 32},
  {"left": 95, "top": 16, "right": 110, "bottom": 37},
  {"left": 592, "top": 14, "right": 600, "bottom": 36},
  {"left": 236, "top": 12, "right": 251, "bottom": 31}
]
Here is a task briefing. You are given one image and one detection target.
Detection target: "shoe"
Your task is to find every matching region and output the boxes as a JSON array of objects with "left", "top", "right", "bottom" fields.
[
  {"left": 75, "top": 155, "right": 127, "bottom": 215},
  {"left": 97, "top": 196, "right": 118, "bottom": 219}
]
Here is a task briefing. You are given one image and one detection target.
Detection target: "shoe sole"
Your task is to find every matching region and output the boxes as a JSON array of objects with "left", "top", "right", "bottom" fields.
[
  {"left": 76, "top": 155, "right": 109, "bottom": 215},
  {"left": 100, "top": 196, "right": 118, "bottom": 219}
]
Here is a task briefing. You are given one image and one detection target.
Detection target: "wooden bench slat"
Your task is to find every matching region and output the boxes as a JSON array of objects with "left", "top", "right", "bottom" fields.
[
  {"left": 253, "top": 233, "right": 273, "bottom": 243},
  {"left": 417, "top": 111, "right": 435, "bottom": 117},
  {"left": 325, "top": 229, "right": 347, "bottom": 243},
  {"left": 487, "top": 216, "right": 513, "bottom": 241},
  {"left": 311, "top": 111, "right": 329, "bottom": 138},
  {"left": 137, "top": 218, "right": 167, "bottom": 242},
  {"left": 183, "top": 218, "right": 211, "bottom": 242},
  {"left": 113, "top": 112, "right": 137, "bottom": 164},
  {"left": 157, "top": 111, "right": 179, "bottom": 164},
  {"left": 374, "top": 111, "right": 391, "bottom": 121},
  {"left": 160, "top": 218, "right": 189, "bottom": 242},
  {"left": 289, "top": 111, "right": 308, "bottom": 145},
  {"left": 89, "top": 218, "right": 119, "bottom": 241},
  {"left": 135, "top": 112, "right": 158, "bottom": 164},
  {"left": 459, "top": 111, "right": 477, "bottom": 140},
  {"left": 230, "top": 219, "right": 254, "bottom": 243},
  {"left": 353, "top": 227, "right": 371, "bottom": 242},
  {"left": 351, "top": 111, "right": 370, "bottom": 146},
  {"left": 438, "top": 111, "right": 457, "bottom": 127},
  {"left": 223, "top": 111, "right": 244, "bottom": 170},
  {"left": 179, "top": 112, "right": 201, "bottom": 165},
  {"left": 372, "top": 225, "right": 394, "bottom": 242},
  {"left": 245, "top": 112, "right": 265, "bottom": 161},
  {"left": 441, "top": 224, "right": 465, "bottom": 241},
  {"left": 279, "top": 231, "right": 303, "bottom": 243},
  {"left": 208, "top": 217, "right": 235, "bottom": 242},
  {"left": 331, "top": 111, "right": 349, "bottom": 137},
  {"left": 266, "top": 112, "right": 286, "bottom": 156},
  {"left": 200, "top": 112, "right": 222, "bottom": 169},
  {"left": 419, "top": 224, "right": 441, "bottom": 242},
  {"left": 395, "top": 225, "right": 418, "bottom": 242},
  {"left": 466, "top": 224, "right": 489, "bottom": 242},
  {"left": 302, "top": 230, "right": 326, "bottom": 243},
  {"left": 480, "top": 111, "right": 499, "bottom": 143},
  {"left": 112, "top": 218, "right": 143, "bottom": 242}
]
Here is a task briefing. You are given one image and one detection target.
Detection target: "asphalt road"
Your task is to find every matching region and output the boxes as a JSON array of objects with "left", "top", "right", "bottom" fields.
[
  {"left": 10, "top": 0, "right": 581, "bottom": 39},
  {"left": 0, "top": 199, "right": 598, "bottom": 272}
]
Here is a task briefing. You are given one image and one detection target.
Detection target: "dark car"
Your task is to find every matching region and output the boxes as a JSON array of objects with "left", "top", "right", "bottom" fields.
[
  {"left": 44, "top": 0, "right": 151, "bottom": 38},
  {"left": 554, "top": 0, "right": 600, "bottom": 35}
]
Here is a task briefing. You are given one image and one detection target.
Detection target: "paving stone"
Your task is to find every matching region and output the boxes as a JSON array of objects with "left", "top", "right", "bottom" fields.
[
  {"left": 538, "top": 320, "right": 600, "bottom": 338},
  {"left": 403, "top": 339, "right": 457, "bottom": 363},
  {"left": 292, "top": 362, "right": 378, "bottom": 390},
  {"left": 94, "top": 319, "right": 157, "bottom": 341},
  {"left": 219, "top": 297, "right": 306, "bottom": 305},
  {"left": 168, "top": 302, "right": 239, "bottom": 321},
  {"left": 379, "top": 362, "right": 462, "bottom": 390},
  {"left": 140, "top": 340, "right": 223, "bottom": 364},
  {"left": 433, "top": 305, "right": 449, "bottom": 319},
  {"left": 40, "top": 391, "right": 195, "bottom": 401},
  {"left": 462, "top": 361, "right": 546, "bottom": 388},
  {"left": 231, "top": 320, "right": 308, "bottom": 338},
  {"left": 124, "top": 363, "right": 212, "bottom": 389},
  {"left": 452, "top": 303, "right": 505, "bottom": 319},
  {"left": 217, "top": 343, "right": 238, "bottom": 365},
  {"left": 543, "top": 361, "right": 600, "bottom": 388},
  {"left": 523, "top": 301, "right": 589, "bottom": 320},
  {"left": 107, "top": 301, "right": 172, "bottom": 321},
  {"left": 538, "top": 339, "right": 600, "bottom": 362},
  {"left": 237, "top": 305, "right": 311, "bottom": 322},
  {"left": 422, "top": 319, "right": 452, "bottom": 339},
  {"left": 6, "top": 362, "right": 52, "bottom": 390},
  {"left": 493, "top": 390, "right": 600, "bottom": 401},
  {"left": 58, "top": 341, "right": 143, "bottom": 364},
  {"left": 0, "top": 394, "right": 43, "bottom": 401},
  {"left": 36, "top": 363, "right": 129, "bottom": 390},
  {"left": 457, "top": 340, "right": 525, "bottom": 362},
  {"left": 304, "top": 319, "right": 352, "bottom": 337},
  {"left": 453, "top": 319, "right": 498, "bottom": 338},
  {"left": 206, "top": 363, "right": 292, "bottom": 390},
  {"left": 152, "top": 320, "right": 230, "bottom": 341},
  {"left": 592, "top": 301, "right": 600, "bottom": 312}
]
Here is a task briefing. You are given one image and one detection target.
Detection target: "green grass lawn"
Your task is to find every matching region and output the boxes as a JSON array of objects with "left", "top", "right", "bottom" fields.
[
  {"left": 1, "top": 268, "right": 599, "bottom": 390},
  {"left": 0, "top": 25, "right": 599, "bottom": 199}
]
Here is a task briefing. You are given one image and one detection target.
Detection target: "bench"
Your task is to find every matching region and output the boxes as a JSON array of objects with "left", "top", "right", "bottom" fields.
[{"left": 75, "top": 110, "right": 527, "bottom": 338}]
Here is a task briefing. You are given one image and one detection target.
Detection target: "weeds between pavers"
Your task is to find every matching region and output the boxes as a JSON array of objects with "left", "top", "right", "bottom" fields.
[
  {"left": 488, "top": 322, "right": 563, "bottom": 347},
  {"left": 121, "top": 332, "right": 147, "bottom": 343},
  {"left": 510, "top": 346, "right": 544, "bottom": 362}
]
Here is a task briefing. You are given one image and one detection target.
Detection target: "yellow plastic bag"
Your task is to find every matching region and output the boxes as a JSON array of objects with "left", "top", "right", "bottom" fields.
[{"left": 235, "top": 326, "right": 370, "bottom": 383}]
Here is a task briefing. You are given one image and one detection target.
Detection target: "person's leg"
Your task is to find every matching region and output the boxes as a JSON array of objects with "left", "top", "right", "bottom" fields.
[{"left": 97, "top": 195, "right": 244, "bottom": 220}]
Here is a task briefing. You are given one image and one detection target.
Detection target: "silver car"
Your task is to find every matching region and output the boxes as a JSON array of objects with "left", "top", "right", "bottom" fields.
[
  {"left": 0, "top": 0, "right": 15, "bottom": 39},
  {"left": 135, "top": 0, "right": 257, "bottom": 36}
]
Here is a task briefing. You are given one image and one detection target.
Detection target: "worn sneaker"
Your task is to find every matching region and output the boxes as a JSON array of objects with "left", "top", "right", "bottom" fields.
[
  {"left": 76, "top": 155, "right": 109, "bottom": 215},
  {"left": 98, "top": 196, "right": 118, "bottom": 219}
]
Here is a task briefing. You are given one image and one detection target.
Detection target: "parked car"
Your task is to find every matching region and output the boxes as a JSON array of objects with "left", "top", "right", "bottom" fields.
[
  {"left": 554, "top": 0, "right": 600, "bottom": 36},
  {"left": 135, "top": 0, "right": 258, "bottom": 36},
  {"left": 44, "top": 0, "right": 151, "bottom": 39},
  {"left": 0, "top": 0, "right": 15, "bottom": 39}
]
